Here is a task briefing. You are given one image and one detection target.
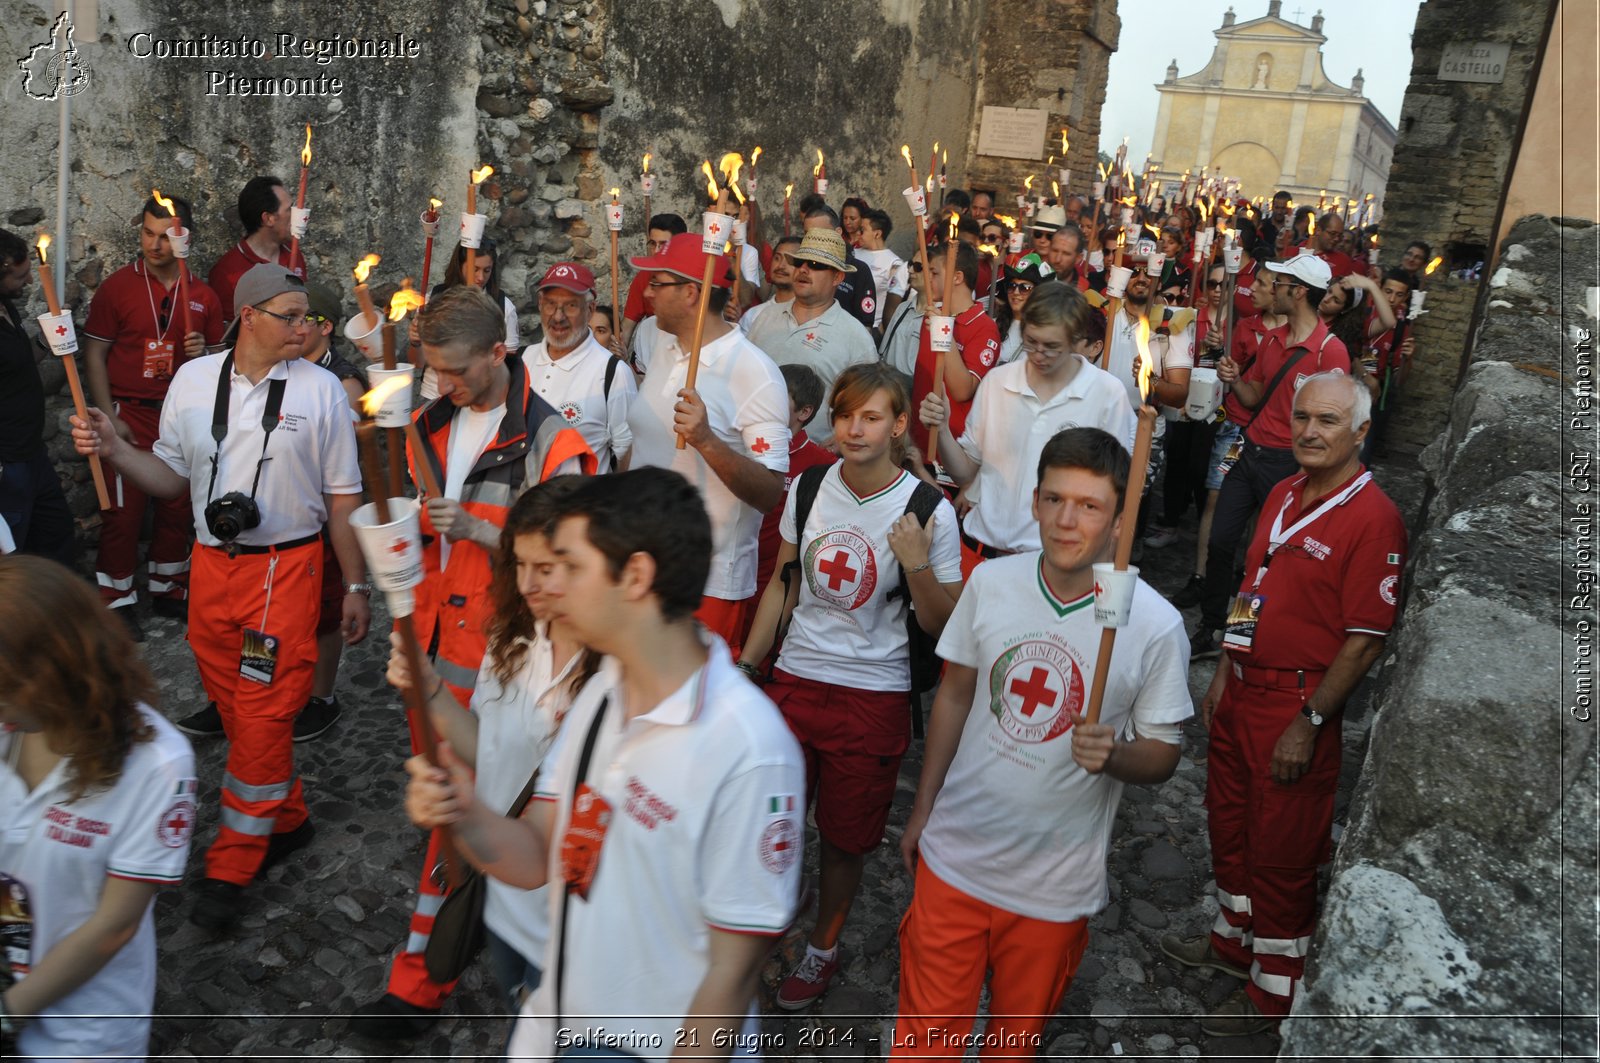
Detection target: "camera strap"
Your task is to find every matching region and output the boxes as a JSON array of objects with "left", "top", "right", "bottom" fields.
[{"left": 205, "top": 353, "right": 288, "bottom": 506}]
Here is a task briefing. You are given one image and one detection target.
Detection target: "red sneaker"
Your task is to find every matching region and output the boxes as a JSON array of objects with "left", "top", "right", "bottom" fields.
[{"left": 775, "top": 949, "right": 839, "bottom": 1011}]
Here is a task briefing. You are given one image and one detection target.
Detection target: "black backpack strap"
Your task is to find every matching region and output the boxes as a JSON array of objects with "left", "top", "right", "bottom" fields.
[
  {"left": 885, "top": 481, "right": 945, "bottom": 604},
  {"left": 554, "top": 695, "right": 610, "bottom": 1028},
  {"left": 600, "top": 354, "right": 623, "bottom": 471},
  {"left": 776, "top": 464, "right": 831, "bottom": 649}
]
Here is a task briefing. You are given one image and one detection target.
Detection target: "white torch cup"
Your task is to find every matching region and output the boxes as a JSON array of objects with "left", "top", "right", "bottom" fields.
[
  {"left": 290, "top": 207, "right": 310, "bottom": 239},
  {"left": 168, "top": 226, "right": 192, "bottom": 259},
  {"left": 1059, "top": 168, "right": 1071, "bottom": 188},
  {"left": 701, "top": 212, "right": 733, "bottom": 255},
  {"left": 903, "top": 187, "right": 927, "bottom": 218},
  {"left": 1146, "top": 252, "right": 1166, "bottom": 277},
  {"left": 37, "top": 312, "right": 78, "bottom": 356},
  {"left": 367, "top": 365, "right": 415, "bottom": 428},
  {"left": 1185, "top": 367, "right": 1222, "bottom": 420},
  {"left": 1091, "top": 181, "right": 1105, "bottom": 199},
  {"left": 928, "top": 315, "right": 956, "bottom": 353},
  {"left": 815, "top": 178, "right": 829, "bottom": 196},
  {"left": 1008, "top": 230, "right": 1025, "bottom": 253},
  {"left": 1368, "top": 249, "right": 1380, "bottom": 267},
  {"left": 745, "top": 176, "right": 758, "bottom": 196},
  {"left": 419, "top": 210, "right": 441, "bottom": 239},
  {"left": 343, "top": 313, "right": 384, "bottom": 362},
  {"left": 1409, "top": 290, "right": 1428, "bottom": 317},
  {"left": 1224, "top": 245, "right": 1244, "bottom": 274},
  {"left": 1105, "top": 265, "right": 1133, "bottom": 300},
  {"left": 640, "top": 173, "right": 656, "bottom": 196},
  {"left": 459, "top": 212, "right": 488, "bottom": 249},
  {"left": 351, "top": 498, "right": 425, "bottom": 618},
  {"left": 1092, "top": 563, "right": 1140, "bottom": 627},
  {"left": 606, "top": 203, "right": 624, "bottom": 232}
]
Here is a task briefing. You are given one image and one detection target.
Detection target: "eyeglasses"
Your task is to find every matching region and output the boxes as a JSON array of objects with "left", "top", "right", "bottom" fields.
[
  {"left": 251, "top": 306, "right": 311, "bottom": 328},
  {"left": 1205, "top": 280, "right": 1224, "bottom": 290},
  {"left": 1010, "top": 282, "right": 1035, "bottom": 295},
  {"left": 784, "top": 256, "right": 817, "bottom": 273},
  {"left": 646, "top": 279, "right": 693, "bottom": 290}
]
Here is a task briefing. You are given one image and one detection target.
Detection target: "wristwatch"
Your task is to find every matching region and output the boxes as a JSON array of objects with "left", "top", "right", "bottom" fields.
[
  {"left": 344, "top": 582, "right": 374, "bottom": 597},
  {"left": 1300, "top": 704, "right": 1325, "bottom": 727}
]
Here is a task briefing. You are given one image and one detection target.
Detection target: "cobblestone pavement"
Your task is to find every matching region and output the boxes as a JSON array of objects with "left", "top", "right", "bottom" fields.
[{"left": 132, "top": 456, "right": 1425, "bottom": 1061}]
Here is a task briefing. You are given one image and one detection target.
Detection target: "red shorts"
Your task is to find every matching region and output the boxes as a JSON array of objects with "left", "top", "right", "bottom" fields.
[
  {"left": 767, "top": 668, "right": 910, "bottom": 854},
  {"left": 316, "top": 532, "right": 344, "bottom": 637},
  {"left": 695, "top": 595, "right": 752, "bottom": 657}
]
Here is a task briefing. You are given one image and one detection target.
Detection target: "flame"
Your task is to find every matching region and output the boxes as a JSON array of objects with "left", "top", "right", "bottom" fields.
[
  {"left": 301, "top": 124, "right": 313, "bottom": 167},
  {"left": 1048, "top": 155, "right": 1055, "bottom": 168},
  {"left": 1307, "top": 213, "right": 1316, "bottom": 236},
  {"left": 353, "top": 253, "right": 381, "bottom": 284},
  {"left": 994, "top": 213, "right": 1017, "bottom": 228},
  {"left": 900, "top": 144, "right": 915, "bottom": 171},
  {"left": 609, "top": 187, "right": 620, "bottom": 200},
  {"left": 1221, "top": 200, "right": 1236, "bottom": 216},
  {"left": 36, "top": 234, "right": 50, "bottom": 262},
  {"left": 1061, "top": 129, "right": 1069, "bottom": 154},
  {"left": 1052, "top": 180, "right": 1060, "bottom": 199},
  {"left": 1120, "top": 195, "right": 1138, "bottom": 207},
  {"left": 1098, "top": 163, "right": 1109, "bottom": 181},
  {"left": 387, "top": 282, "right": 425, "bottom": 322},
  {"left": 933, "top": 140, "right": 940, "bottom": 159},
  {"left": 361, "top": 375, "right": 411, "bottom": 418},
  {"left": 1426, "top": 256, "right": 1443, "bottom": 275},
  {"left": 1196, "top": 200, "right": 1210, "bottom": 222},
  {"left": 1116, "top": 230, "right": 1126, "bottom": 249},
  {"left": 642, "top": 151, "right": 652, "bottom": 173},
  {"left": 978, "top": 243, "right": 1000, "bottom": 257},
  {"left": 947, "top": 213, "right": 959, "bottom": 240},
  {"left": 1134, "top": 315, "right": 1154, "bottom": 400},
  {"left": 784, "top": 182, "right": 794, "bottom": 199},
  {"left": 1024, "top": 175, "right": 1035, "bottom": 192},
  {"left": 750, "top": 146, "right": 763, "bottom": 169},
  {"left": 701, "top": 160, "right": 719, "bottom": 205},
  {"left": 941, "top": 147, "right": 947, "bottom": 167},
  {"left": 1144, "top": 224, "right": 1161, "bottom": 238},
  {"left": 471, "top": 165, "right": 494, "bottom": 185},
  {"left": 925, "top": 174, "right": 934, "bottom": 195},
  {"left": 428, "top": 197, "right": 443, "bottom": 213},
  {"left": 730, "top": 182, "right": 746, "bottom": 206},
  {"left": 814, "top": 149, "right": 824, "bottom": 177},
  {"left": 151, "top": 188, "right": 177, "bottom": 219}
]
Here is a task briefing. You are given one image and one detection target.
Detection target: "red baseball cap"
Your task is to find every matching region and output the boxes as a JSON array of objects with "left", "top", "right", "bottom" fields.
[
  {"left": 628, "top": 232, "right": 733, "bottom": 289},
  {"left": 536, "top": 261, "right": 596, "bottom": 295}
]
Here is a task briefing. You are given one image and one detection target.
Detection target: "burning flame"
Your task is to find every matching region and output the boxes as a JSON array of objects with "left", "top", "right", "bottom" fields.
[
  {"left": 36, "top": 234, "right": 50, "bottom": 262},
  {"left": 933, "top": 140, "right": 940, "bottom": 160},
  {"left": 941, "top": 147, "right": 947, "bottom": 168},
  {"left": 1307, "top": 213, "right": 1316, "bottom": 236},
  {"left": 1196, "top": 200, "right": 1210, "bottom": 222},
  {"left": 609, "top": 187, "right": 621, "bottom": 200},
  {"left": 701, "top": 160, "right": 720, "bottom": 205},
  {"left": 353, "top": 253, "right": 381, "bottom": 284},
  {"left": 428, "top": 197, "right": 443, "bottom": 213},
  {"left": 1052, "top": 180, "right": 1060, "bottom": 199},
  {"left": 784, "top": 182, "right": 794, "bottom": 200},
  {"left": 900, "top": 145, "right": 915, "bottom": 171},
  {"left": 750, "top": 146, "right": 763, "bottom": 169},
  {"left": 1426, "top": 256, "right": 1443, "bottom": 275},
  {"left": 1116, "top": 230, "right": 1126, "bottom": 249},
  {"left": 1120, "top": 195, "right": 1138, "bottom": 207},
  {"left": 814, "top": 149, "right": 825, "bottom": 177},
  {"left": 387, "top": 282, "right": 425, "bottom": 322},
  {"left": 978, "top": 243, "right": 1000, "bottom": 257},
  {"left": 361, "top": 375, "right": 411, "bottom": 418},
  {"left": 947, "top": 213, "right": 959, "bottom": 240},
  {"left": 993, "top": 213, "right": 1017, "bottom": 228},
  {"left": 151, "top": 188, "right": 177, "bottom": 220},
  {"left": 642, "top": 152, "right": 652, "bottom": 173},
  {"left": 471, "top": 165, "right": 494, "bottom": 185},
  {"left": 1144, "top": 224, "right": 1161, "bottom": 238},
  {"left": 1024, "top": 175, "right": 1035, "bottom": 192},
  {"left": 301, "top": 124, "right": 313, "bottom": 167},
  {"left": 1061, "top": 129, "right": 1069, "bottom": 154},
  {"left": 1134, "top": 315, "right": 1154, "bottom": 401},
  {"left": 719, "top": 152, "right": 744, "bottom": 186}
]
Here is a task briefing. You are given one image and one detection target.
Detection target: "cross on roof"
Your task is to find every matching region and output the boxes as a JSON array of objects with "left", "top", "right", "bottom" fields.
[{"left": 1289, "top": 5, "right": 1305, "bottom": 20}]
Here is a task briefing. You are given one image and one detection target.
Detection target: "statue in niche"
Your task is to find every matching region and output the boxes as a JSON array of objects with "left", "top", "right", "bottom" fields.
[{"left": 1253, "top": 54, "right": 1272, "bottom": 90}]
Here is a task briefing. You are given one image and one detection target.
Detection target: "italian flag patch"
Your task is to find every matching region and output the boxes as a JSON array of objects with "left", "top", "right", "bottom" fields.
[
  {"left": 767, "top": 795, "right": 796, "bottom": 815},
  {"left": 1386, "top": 553, "right": 1401, "bottom": 565}
]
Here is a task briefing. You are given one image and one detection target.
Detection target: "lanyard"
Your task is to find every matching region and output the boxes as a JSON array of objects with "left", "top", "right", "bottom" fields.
[
  {"left": 140, "top": 261, "right": 173, "bottom": 343},
  {"left": 1250, "top": 471, "right": 1372, "bottom": 593}
]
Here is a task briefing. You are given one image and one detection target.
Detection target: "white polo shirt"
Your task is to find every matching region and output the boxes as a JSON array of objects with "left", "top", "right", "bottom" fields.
[
  {"left": 777, "top": 466, "right": 961, "bottom": 691},
  {"left": 745, "top": 299, "right": 877, "bottom": 446},
  {"left": 509, "top": 643, "right": 804, "bottom": 1062},
  {"left": 473, "top": 627, "right": 582, "bottom": 970},
  {"left": 920, "top": 554, "right": 1191, "bottom": 921},
  {"left": 2, "top": 705, "right": 196, "bottom": 1058},
  {"left": 958, "top": 357, "right": 1137, "bottom": 552},
  {"left": 738, "top": 294, "right": 793, "bottom": 335},
  {"left": 154, "top": 352, "right": 361, "bottom": 548},
  {"left": 627, "top": 326, "right": 790, "bottom": 601},
  {"left": 522, "top": 331, "right": 636, "bottom": 467}
]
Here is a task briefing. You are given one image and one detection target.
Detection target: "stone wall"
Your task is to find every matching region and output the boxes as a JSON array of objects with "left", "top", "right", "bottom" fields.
[
  {"left": 1376, "top": 0, "right": 1556, "bottom": 452},
  {"left": 1280, "top": 214, "right": 1598, "bottom": 1058}
]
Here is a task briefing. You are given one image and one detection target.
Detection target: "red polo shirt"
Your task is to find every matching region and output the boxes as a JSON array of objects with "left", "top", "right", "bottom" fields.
[
  {"left": 208, "top": 240, "right": 307, "bottom": 320},
  {"left": 755, "top": 429, "right": 836, "bottom": 591},
  {"left": 1223, "top": 314, "right": 1271, "bottom": 424},
  {"left": 1238, "top": 468, "right": 1407, "bottom": 670},
  {"left": 1242, "top": 320, "right": 1350, "bottom": 449},
  {"left": 1232, "top": 260, "right": 1260, "bottom": 320},
  {"left": 622, "top": 269, "right": 652, "bottom": 324},
  {"left": 1318, "top": 250, "right": 1365, "bottom": 282},
  {"left": 83, "top": 260, "right": 226, "bottom": 401},
  {"left": 912, "top": 303, "right": 1001, "bottom": 441}
]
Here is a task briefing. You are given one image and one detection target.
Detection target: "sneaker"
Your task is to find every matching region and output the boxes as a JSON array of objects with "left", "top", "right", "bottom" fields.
[
  {"left": 1190, "top": 627, "right": 1221, "bottom": 661},
  {"left": 189, "top": 878, "right": 244, "bottom": 932},
  {"left": 1144, "top": 524, "right": 1180, "bottom": 549},
  {"left": 1172, "top": 574, "right": 1205, "bottom": 610},
  {"left": 175, "top": 702, "right": 224, "bottom": 738},
  {"left": 775, "top": 948, "right": 840, "bottom": 1011},
  {"left": 1159, "top": 934, "right": 1249, "bottom": 979},
  {"left": 1201, "top": 987, "right": 1278, "bottom": 1037},
  {"left": 152, "top": 597, "right": 189, "bottom": 621},
  {"left": 292, "top": 696, "right": 341, "bottom": 743},
  {"left": 113, "top": 606, "right": 145, "bottom": 643},
  {"left": 258, "top": 820, "right": 317, "bottom": 878},
  {"left": 349, "top": 994, "right": 441, "bottom": 1041}
]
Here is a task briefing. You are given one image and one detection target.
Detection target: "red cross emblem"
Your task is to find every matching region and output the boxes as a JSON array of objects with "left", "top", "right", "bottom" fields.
[
  {"left": 1009, "top": 666, "right": 1059, "bottom": 718},
  {"left": 54, "top": 324, "right": 68, "bottom": 337},
  {"left": 805, "top": 332, "right": 816, "bottom": 342},
  {"left": 1094, "top": 580, "right": 1106, "bottom": 599},
  {"left": 940, "top": 323, "right": 952, "bottom": 336},
  {"left": 709, "top": 221, "right": 722, "bottom": 235},
  {"left": 166, "top": 806, "right": 192, "bottom": 834},
  {"left": 389, "top": 537, "right": 411, "bottom": 555},
  {"left": 751, "top": 437, "right": 771, "bottom": 454},
  {"left": 818, "top": 549, "right": 858, "bottom": 592}
]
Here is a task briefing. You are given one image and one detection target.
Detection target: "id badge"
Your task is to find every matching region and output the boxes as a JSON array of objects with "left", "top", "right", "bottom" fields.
[
  {"left": 240, "top": 628, "right": 280, "bottom": 685},
  {"left": 560, "top": 782, "right": 612, "bottom": 900},
  {"left": 1221, "top": 593, "right": 1265, "bottom": 654},
  {"left": 143, "top": 338, "right": 176, "bottom": 380}
]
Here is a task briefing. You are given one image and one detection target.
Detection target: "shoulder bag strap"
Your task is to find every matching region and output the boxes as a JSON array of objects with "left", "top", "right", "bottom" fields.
[
  {"left": 553, "top": 695, "right": 610, "bottom": 1027},
  {"left": 1242, "top": 346, "right": 1310, "bottom": 434}
]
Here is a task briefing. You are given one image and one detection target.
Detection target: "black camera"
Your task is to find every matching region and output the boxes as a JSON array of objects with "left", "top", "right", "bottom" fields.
[{"left": 204, "top": 492, "right": 261, "bottom": 543}]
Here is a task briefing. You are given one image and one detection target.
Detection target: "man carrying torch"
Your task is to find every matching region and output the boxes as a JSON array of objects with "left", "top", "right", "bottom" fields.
[
  {"left": 894, "top": 427, "right": 1191, "bottom": 1059},
  {"left": 70, "top": 263, "right": 372, "bottom": 933}
]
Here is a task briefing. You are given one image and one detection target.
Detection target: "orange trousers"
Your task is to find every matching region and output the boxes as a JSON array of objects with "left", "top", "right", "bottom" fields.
[
  {"left": 190, "top": 540, "right": 319, "bottom": 885},
  {"left": 893, "top": 862, "right": 1088, "bottom": 1060}
]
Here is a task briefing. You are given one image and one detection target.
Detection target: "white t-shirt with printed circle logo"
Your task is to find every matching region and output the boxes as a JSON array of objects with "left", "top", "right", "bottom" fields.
[
  {"left": 1, "top": 705, "right": 196, "bottom": 1058},
  {"left": 776, "top": 465, "right": 961, "bottom": 692},
  {"left": 919, "top": 553, "right": 1191, "bottom": 921}
]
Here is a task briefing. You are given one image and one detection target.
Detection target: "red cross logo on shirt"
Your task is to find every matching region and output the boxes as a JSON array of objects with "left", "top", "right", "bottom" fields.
[
  {"left": 818, "top": 549, "right": 858, "bottom": 591},
  {"left": 54, "top": 324, "right": 68, "bottom": 337},
  {"left": 805, "top": 332, "right": 816, "bottom": 342},
  {"left": 751, "top": 437, "right": 771, "bottom": 454},
  {"left": 166, "top": 805, "right": 192, "bottom": 835},
  {"left": 1009, "top": 666, "right": 1059, "bottom": 718}
]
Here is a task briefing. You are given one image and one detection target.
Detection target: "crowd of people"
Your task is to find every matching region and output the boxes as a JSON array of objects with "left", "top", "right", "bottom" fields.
[{"left": 0, "top": 166, "right": 1425, "bottom": 1060}]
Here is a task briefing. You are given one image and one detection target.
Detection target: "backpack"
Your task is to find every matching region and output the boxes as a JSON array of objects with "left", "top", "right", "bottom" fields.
[
  {"left": 784, "top": 464, "right": 945, "bottom": 735},
  {"left": 600, "top": 354, "right": 622, "bottom": 471}
]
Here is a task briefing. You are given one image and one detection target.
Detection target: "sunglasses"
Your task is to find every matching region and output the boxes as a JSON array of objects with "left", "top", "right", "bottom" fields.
[
  {"left": 647, "top": 279, "right": 693, "bottom": 290},
  {"left": 1010, "top": 282, "right": 1035, "bottom": 295},
  {"left": 1205, "top": 280, "right": 1224, "bottom": 290}
]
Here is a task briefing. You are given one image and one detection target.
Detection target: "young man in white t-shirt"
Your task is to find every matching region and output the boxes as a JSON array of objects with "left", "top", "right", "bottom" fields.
[
  {"left": 401, "top": 468, "right": 805, "bottom": 1063},
  {"left": 921, "top": 282, "right": 1136, "bottom": 572},
  {"left": 853, "top": 208, "right": 910, "bottom": 330},
  {"left": 893, "top": 427, "right": 1193, "bottom": 1059}
]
